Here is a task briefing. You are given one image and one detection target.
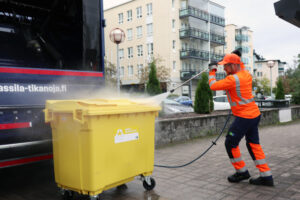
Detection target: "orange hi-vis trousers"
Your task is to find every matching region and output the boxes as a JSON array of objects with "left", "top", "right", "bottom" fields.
[{"left": 225, "top": 115, "right": 272, "bottom": 177}]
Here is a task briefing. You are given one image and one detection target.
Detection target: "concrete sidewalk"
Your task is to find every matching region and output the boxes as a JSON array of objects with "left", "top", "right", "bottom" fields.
[
  {"left": 1, "top": 121, "right": 299, "bottom": 200},
  {"left": 100, "top": 120, "right": 300, "bottom": 200}
]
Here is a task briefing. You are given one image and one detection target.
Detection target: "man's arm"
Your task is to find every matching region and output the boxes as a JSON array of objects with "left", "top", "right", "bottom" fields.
[{"left": 209, "top": 71, "right": 235, "bottom": 91}]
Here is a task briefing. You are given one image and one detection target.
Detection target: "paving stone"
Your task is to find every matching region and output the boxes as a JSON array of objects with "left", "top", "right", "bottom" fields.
[{"left": 1, "top": 121, "right": 300, "bottom": 199}]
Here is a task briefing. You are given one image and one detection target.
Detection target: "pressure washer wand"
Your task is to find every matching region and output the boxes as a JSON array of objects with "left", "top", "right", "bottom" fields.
[{"left": 169, "top": 68, "right": 208, "bottom": 93}]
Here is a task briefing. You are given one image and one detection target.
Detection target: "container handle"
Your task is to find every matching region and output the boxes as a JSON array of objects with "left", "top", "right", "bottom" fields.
[
  {"left": 73, "top": 109, "right": 85, "bottom": 124},
  {"left": 44, "top": 109, "right": 53, "bottom": 123}
]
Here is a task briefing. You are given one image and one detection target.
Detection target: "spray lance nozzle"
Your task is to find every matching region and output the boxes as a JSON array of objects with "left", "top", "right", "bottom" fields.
[{"left": 208, "top": 62, "right": 218, "bottom": 72}]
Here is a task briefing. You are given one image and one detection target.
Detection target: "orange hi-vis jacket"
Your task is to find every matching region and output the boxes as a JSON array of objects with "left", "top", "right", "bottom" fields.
[{"left": 209, "top": 70, "right": 260, "bottom": 119}]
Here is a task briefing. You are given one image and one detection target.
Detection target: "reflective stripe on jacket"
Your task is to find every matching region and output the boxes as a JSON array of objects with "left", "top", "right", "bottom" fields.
[{"left": 209, "top": 70, "right": 260, "bottom": 119}]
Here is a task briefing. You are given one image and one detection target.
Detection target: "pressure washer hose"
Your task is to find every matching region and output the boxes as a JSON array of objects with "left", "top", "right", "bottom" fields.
[{"left": 154, "top": 110, "right": 231, "bottom": 168}]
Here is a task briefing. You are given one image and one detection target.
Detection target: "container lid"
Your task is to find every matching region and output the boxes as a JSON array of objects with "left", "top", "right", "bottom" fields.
[{"left": 45, "top": 99, "right": 161, "bottom": 116}]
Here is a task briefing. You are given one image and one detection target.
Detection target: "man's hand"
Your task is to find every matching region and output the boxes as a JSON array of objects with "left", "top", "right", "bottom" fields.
[{"left": 209, "top": 62, "right": 218, "bottom": 72}]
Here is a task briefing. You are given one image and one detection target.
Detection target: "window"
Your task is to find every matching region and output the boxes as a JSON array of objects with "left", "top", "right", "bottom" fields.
[
  {"left": 146, "top": 3, "right": 152, "bottom": 16},
  {"left": 127, "top": 10, "right": 132, "bottom": 21},
  {"left": 137, "top": 45, "right": 143, "bottom": 56},
  {"left": 172, "top": 19, "right": 175, "bottom": 30},
  {"left": 172, "top": 40, "right": 176, "bottom": 50},
  {"left": 173, "top": 61, "right": 176, "bottom": 71},
  {"left": 119, "top": 49, "right": 124, "bottom": 60},
  {"left": 147, "top": 43, "right": 153, "bottom": 55},
  {"left": 137, "top": 26, "right": 142, "bottom": 38},
  {"left": 118, "top": 13, "right": 123, "bottom": 24},
  {"left": 127, "top": 28, "right": 133, "bottom": 40},
  {"left": 120, "top": 66, "right": 124, "bottom": 77},
  {"left": 136, "top": 6, "right": 142, "bottom": 18},
  {"left": 128, "top": 65, "right": 133, "bottom": 76},
  {"left": 128, "top": 47, "right": 133, "bottom": 58},
  {"left": 137, "top": 64, "right": 143, "bottom": 78},
  {"left": 172, "top": 0, "right": 175, "bottom": 8},
  {"left": 147, "top": 23, "right": 153, "bottom": 36}
]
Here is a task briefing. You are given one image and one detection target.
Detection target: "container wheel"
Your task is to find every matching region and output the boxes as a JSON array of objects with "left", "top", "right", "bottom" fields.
[
  {"left": 89, "top": 195, "right": 100, "bottom": 200},
  {"left": 62, "top": 191, "right": 73, "bottom": 200},
  {"left": 143, "top": 177, "right": 156, "bottom": 191}
]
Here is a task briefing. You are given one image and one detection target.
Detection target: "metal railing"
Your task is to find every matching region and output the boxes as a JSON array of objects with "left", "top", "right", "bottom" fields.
[
  {"left": 255, "top": 99, "right": 290, "bottom": 108},
  {"left": 179, "top": 6, "right": 225, "bottom": 27},
  {"left": 179, "top": 27, "right": 225, "bottom": 45},
  {"left": 180, "top": 49, "right": 224, "bottom": 62}
]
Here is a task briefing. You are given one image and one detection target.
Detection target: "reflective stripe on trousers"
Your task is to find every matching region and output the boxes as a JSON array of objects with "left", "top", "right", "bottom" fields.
[
  {"left": 231, "top": 146, "right": 247, "bottom": 172},
  {"left": 249, "top": 143, "right": 272, "bottom": 177}
]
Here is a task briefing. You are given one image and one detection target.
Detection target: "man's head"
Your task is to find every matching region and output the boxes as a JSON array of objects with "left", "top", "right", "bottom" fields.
[{"left": 218, "top": 53, "right": 242, "bottom": 75}]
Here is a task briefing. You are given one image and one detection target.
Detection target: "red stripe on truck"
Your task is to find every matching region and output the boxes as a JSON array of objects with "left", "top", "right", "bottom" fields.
[
  {"left": 0, "top": 122, "right": 32, "bottom": 130},
  {"left": 0, "top": 154, "right": 53, "bottom": 168},
  {"left": 0, "top": 67, "right": 103, "bottom": 77}
]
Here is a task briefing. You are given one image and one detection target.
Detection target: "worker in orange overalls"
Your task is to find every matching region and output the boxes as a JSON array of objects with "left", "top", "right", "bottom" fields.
[{"left": 209, "top": 53, "right": 274, "bottom": 186}]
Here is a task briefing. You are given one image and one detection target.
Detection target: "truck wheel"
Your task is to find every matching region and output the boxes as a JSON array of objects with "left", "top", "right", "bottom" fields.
[{"left": 143, "top": 177, "right": 156, "bottom": 191}]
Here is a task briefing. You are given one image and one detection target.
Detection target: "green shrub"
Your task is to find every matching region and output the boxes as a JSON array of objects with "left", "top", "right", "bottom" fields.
[
  {"left": 194, "top": 73, "right": 213, "bottom": 114},
  {"left": 146, "top": 61, "right": 162, "bottom": 95},
  {"left": 275, "top": 78, "right": 285, "bottom": 100}
]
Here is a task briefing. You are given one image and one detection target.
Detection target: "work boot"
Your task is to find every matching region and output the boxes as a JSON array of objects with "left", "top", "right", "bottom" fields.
[
  {"left": 227, "top": 171, "right": 251, "bottom": 183},
  {"left": 249, "top": 176, "right": 274, "bottom": 186}
]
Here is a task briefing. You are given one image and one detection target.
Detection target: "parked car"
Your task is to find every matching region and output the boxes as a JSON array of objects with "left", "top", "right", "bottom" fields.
[
  {"left": 285, "top": 94, "right": 292, "bottom": 102},
  {"left": 175, "top": 96, "right": 193, "bottom": 106},
  {"left": 162, "top": 99, "right": 194, "bottom": 114},
  {"left": 213, "top": 95, "right": 230, "bottom": 110}
]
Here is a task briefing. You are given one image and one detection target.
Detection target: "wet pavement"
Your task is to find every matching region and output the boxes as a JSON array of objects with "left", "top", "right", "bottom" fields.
[{"left": 0, "top": 120, "right": 300, "bottom": 200}]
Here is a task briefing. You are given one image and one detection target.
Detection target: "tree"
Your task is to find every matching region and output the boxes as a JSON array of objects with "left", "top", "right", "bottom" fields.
[
  {"left": 260, "top": 77, "right": 271, "bottom": 95},
  {"left": 194, "top": 73, "right": 213, "bottom": 114},
  {"left": 286, "top": 54, "right": 300, "bottom": 104},
  {"left": 104, "top": 58, "right": 118, "bottom": 88},
  {"left": 275, "top": 77, "right": 284, "bottom": 99},
  {"left": 146, "top": 61, "right": 162, "bottom": 95},
  {"left": 137, "top": 56, "right": 170, "bottom": 91}
]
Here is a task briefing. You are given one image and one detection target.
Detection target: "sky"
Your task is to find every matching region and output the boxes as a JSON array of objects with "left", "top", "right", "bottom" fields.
[{"left": 103, "top": 0, "right": 300, "bottom": 67}]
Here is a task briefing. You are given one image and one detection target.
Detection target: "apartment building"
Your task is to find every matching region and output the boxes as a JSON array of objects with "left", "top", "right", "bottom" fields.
[
  {"left": 254, "top": 60, "right": 286, "bottom": 88},
  {"left": 104, "top": 0, "right": 225, "bottom": 96},
  {"left": 225, "top": 24, "right": 254, "bottom": 73}
]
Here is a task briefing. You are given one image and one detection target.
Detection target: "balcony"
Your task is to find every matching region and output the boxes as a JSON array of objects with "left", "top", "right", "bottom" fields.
[
  {"left": 180, "top": 70, "right": 225, "bottom": 81},
  {"left": 180, "top": 49, "right": 209, "bottom": 60},
  {"left": 180, "top": 6, "right": 209, "bottom": 21},
  {"left": 180, "top": 70, "right": 198, "bottom": 81},
  {"left": 210, "top": 33, "right": 225, "bottom": 45},
  {"left": 236, "top": 45, "right": 249, "bottom": 53},
  {"left": 179, "top": 6, "right": 225, "bottom": 27},
  {"left": 179, "top": 28, "right": 225, "bottom": 45},
  {"left": 179, "top": 27, "right": 209, "bottom": 41},
  {"left": 235, "top": 34, "right": 249, "bottom": 42},
  {"left": 180, "top": 49, "right": 224, "bottom": 62}
]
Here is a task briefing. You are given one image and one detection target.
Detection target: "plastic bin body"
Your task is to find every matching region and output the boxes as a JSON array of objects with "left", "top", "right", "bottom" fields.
[{"left": 45, "top": 99, "right": 160, "bottom": 195}]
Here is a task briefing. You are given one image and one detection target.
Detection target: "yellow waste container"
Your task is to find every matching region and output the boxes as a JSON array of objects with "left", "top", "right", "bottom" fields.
[{"left": 44, "top": 99, "right": 160, "bottom": 200}]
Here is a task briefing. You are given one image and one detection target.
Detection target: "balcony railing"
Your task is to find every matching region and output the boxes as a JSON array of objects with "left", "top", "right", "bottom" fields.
[
  {"left": 179, "top": 6, "right": 225, "bottom": 27},
  {"left": 179, "top": 27, "right": 209, "bottom": 40},
  {"left": 235, "top": 34, "right": 249, "bottom": 42},
  {"left": 179, "top": 28, "right": 225, "bottom": 45},
  {"left": 180, "top": 70, "right": 226, "bottom": 81},
  {"left": 210, "top": 33, "right": 225, "bottom": 45},
  {"left": 180, "top": 70, "right": 198, "bottom": 80},
  {"left": 180, "top": 49, "right": 224, "bottom": 62}
]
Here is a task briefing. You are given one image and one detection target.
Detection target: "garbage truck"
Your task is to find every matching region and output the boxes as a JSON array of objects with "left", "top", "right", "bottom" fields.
[{"left": 0, "top": 0, "right": 105, "bottom": 168}]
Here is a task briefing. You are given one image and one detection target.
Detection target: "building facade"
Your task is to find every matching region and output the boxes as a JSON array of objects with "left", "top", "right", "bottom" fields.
[
  {"left": 254, "top": 60, "right": 286, "bottom": 88},
  {"left": 104, "top": 0, "right": 225, "bottom": 96},
  {"left": 224, "top": 24, "right": 254, "bottom": 74}
]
